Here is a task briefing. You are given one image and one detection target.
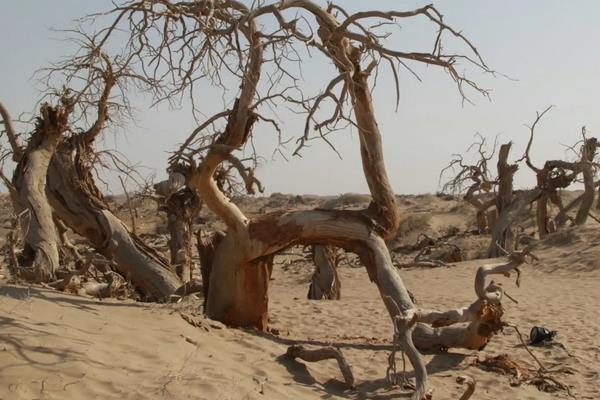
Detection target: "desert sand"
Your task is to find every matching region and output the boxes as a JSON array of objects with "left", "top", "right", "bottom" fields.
[{"left": 1, "top": 193, "right": 599, "bottom": 400}]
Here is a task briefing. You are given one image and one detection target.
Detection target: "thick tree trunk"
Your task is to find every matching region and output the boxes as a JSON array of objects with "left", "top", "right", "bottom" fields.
[
  {"left": 488, "top": 143, "right": 518, "bottom": 257},
  {"left": 46, "top": 137, "right": 181, "bottom": 300},
  {"left": 197, "top": 230, "right": 225, "bottom": 307},
  {"left": 12, "top": 104, "right": 70, "bottom": 282},
  {"left": 488, "top": 190, "right": 540, "bottom": 257},
  {"left": 307, "top": 245, "right": 341, "bottom": 300},
  {"left": 207, "top": 234, "right": 272, "bottom": 330}
]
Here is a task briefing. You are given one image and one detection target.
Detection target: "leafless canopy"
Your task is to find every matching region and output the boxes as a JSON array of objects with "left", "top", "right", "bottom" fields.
[{"left": 66, "top": 1, "right": 494, "bottom": 178}]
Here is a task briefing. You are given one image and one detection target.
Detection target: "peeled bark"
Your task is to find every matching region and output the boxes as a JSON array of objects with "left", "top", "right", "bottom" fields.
[
  {"left": 307, "top": 245, "right": 341, "bottom": 300},
  {"left": 207, "top": 235, "right": 272, "bottom": 330},
  {"left": 46, "top": 137, "right": 181, "bottom": 300},
  {"left": 12, "top": 103, "right": 71, "bottom": 282}
]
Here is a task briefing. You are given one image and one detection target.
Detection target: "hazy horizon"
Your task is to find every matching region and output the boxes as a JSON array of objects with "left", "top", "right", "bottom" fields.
[{"left": 2, "top": 1, "right": 599, "bottom": 196}]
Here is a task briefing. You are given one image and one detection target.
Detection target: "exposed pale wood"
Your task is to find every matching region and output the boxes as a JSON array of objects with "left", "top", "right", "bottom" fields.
[{"left": 12, "top": 103, "right": 71, "bottom": 282}]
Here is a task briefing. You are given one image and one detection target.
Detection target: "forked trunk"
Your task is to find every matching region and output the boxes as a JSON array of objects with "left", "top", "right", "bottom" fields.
[{"left": 46, "top": 137, "right": 181, "bottom": 300}]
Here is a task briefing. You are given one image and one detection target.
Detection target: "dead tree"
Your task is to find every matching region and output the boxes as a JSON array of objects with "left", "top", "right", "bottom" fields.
[
  {"left": 85, "top": 2, "right": 493, "bottom": 398},
  {"left": 522, "top": 108, "right": 599, "bottom": 236},
  {"left": 441, "top": 135, "right": 498, "bottom": 234},
  {"left": 441, "top": 136, "right": 525, "bottom": 256},
  {"left": 486, "top": 142, "right": 519, "bottom": 257},
  {"left": 1, "top": 100, "right": 71, "bottom": 282},
  {"left": 8, "top": 38, "right": 184, "bottom": 299}
]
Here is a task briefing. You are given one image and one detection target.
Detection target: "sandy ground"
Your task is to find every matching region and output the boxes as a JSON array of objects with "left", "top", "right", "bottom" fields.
[
  {"left": 2, "top": 230, "right": 599, "bottom": 400},
  {"left": 1, "top": 192, "right": 599, "bottom": 399}
]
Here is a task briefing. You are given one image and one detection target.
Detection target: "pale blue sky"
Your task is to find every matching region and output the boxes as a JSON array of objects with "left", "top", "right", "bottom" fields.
[{"left": 1, "top": 1, "right": 599, "bottom": 195}]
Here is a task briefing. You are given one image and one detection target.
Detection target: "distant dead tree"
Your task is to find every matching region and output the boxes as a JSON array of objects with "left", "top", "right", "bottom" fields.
[
  {"left": 50, "top": 1, "right": 494, "bottom": 398},
  {"left": 443, "top": 107, "right": 600, "bottom": 253},
  {"left": 441, "top": 134, "right": 498, "bottom": 234},
  {"left": 441, "top": 136, "right": 527, "bottom": 256},
  {"left": 521, "top": 107, "right": 600, "bottom": 237}
]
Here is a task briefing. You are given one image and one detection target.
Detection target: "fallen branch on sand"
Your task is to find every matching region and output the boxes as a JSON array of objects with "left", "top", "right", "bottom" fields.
[
  {"left": 456, "top": 375, "right": 476, "bottom": 400},
  {"left": 285, "top": 344, "right": 355, "bottom": 389}
]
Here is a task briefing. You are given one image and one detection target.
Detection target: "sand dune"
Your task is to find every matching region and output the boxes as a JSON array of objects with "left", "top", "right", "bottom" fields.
[{"left": 2, "top": 233, "right": 599, "bottom": 399}]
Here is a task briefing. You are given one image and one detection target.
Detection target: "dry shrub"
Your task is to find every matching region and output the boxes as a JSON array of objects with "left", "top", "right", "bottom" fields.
[
  {"left": 398, "top": 213, "right": 432, "bottom": 237},
  {"left": 320, "top": 193, "right": 372, "bottom": 210},
  {"left": 542, "top": 228, "right": 580, "bottom": 247}
]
